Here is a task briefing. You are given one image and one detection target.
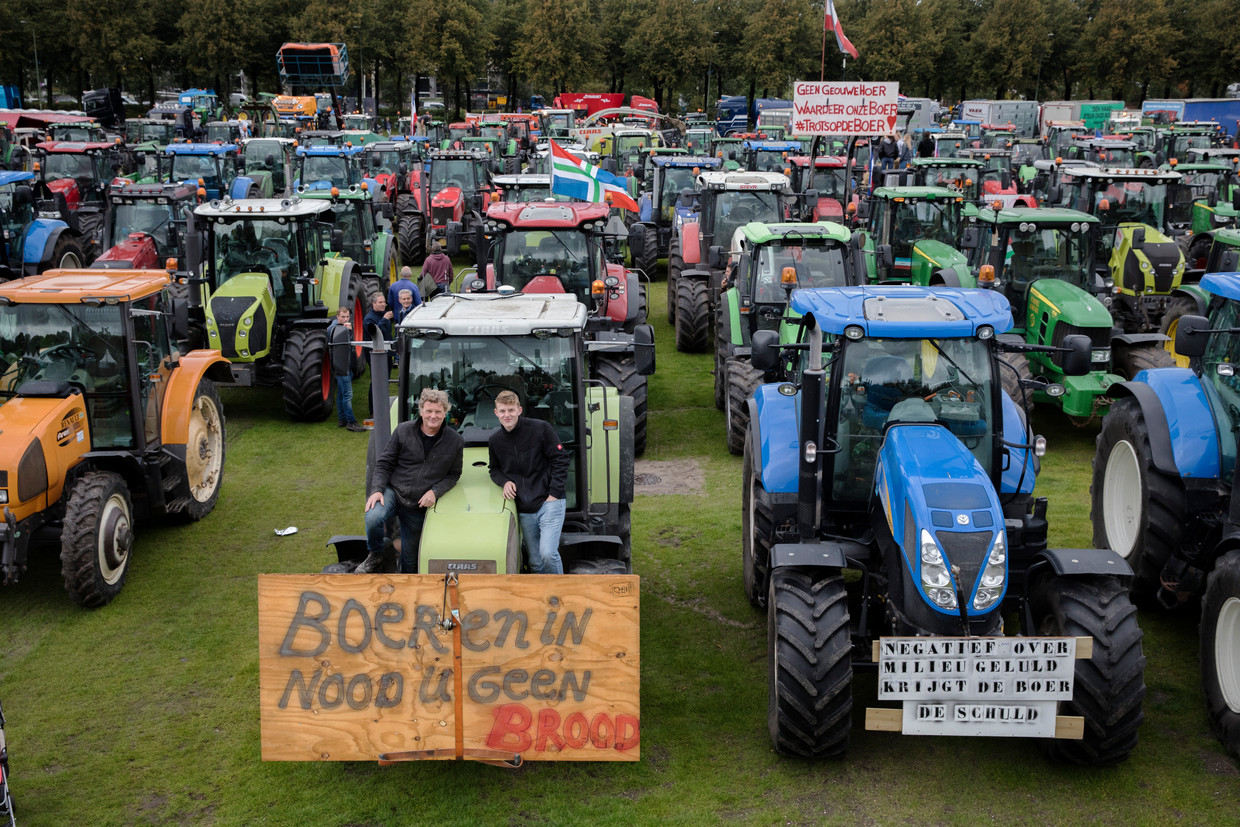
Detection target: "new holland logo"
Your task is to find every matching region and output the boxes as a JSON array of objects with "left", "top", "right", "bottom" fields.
[{"left": 956, "top": 514, "right": 970, "bottom": 525}]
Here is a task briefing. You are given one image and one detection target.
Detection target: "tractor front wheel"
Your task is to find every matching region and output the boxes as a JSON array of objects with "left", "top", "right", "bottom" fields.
[
  {"left": 675, "top": 279, "right": 710, "bottom": 353},
  {"left": 594, "top": 352, "right": 648, "bottom": 456},
  {"left": 168, "top": 378, "right": 225, "bottom": 522},
  {"left": 399, "top": 213, "right": 425, "bottom": 268},
  {"left": 1030, "top": 573, "right": 1145, "bottom": 766},
  {"left": 725, "top": 358, "right": 763, "bottom": 456},
  {"left": 630, "top": 223, "right": 658, "bottom": 280},
  {"left": 60, "top": 471, "right": 134, "bottom": 608},
  {"left": 767, "top": 569, "right": 852, "bottom": 757},
  {"left": 1201, "top": 551, "right": 1240, "bottom": 758},
  {"left": 282, "top": 327, "right": 334, "bottom": 421},
  {"left": 41, "top": 233, "right": 86, "bottom": 272}
]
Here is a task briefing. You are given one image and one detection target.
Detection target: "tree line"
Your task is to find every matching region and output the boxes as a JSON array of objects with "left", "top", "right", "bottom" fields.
[{"left": 0, "top": 0, "right": 1236, "bottom": 117}]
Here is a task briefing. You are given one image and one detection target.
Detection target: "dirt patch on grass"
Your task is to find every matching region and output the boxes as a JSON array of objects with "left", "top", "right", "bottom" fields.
[
  {"left": 1202, "top": 749, "right": 1240, "bottom": 776},
  {"left": 634, "top": 459, "right": 704, "bottom": 496}
]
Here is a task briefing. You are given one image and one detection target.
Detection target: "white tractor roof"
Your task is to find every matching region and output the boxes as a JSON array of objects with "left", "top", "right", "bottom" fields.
[
  {"left": 194, "top": 195, "right": 332, "bottom": 219},
  {"left": 400, "top": 292, "right": 587, "bottom": 336},
  {"left": 698, "top": 170, "right": 791, "bottom": 192}
]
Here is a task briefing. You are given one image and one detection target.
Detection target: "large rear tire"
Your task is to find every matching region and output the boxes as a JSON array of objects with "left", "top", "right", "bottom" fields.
[
  {"left": 399, "top": 213, "right": 425, "bottom": 268},
  {"left": 1090, "top": 396, "right": 1186, "bottom": 605},
  {"left": 60, "top": 471, "right": 134, "bottom": 608},
  {"left": 41, "top": 233, "right": 86, "bottom": 272},
  {"left": 630, "top": 223, "right": 658, "bottom": 281},
  {"left": 675, "top": 279, "right": 710, "bottom": 353},
  {"left": 1201, "top": 551, "right": 1240, "bottom": 758},
  {"left": 1159, "top": 296, "right": 1203, "bottom": 368},
  {"left": 1030, "top": 574, "right": 1145, "bottom": 766},
  {"left": 767, "top": 569, "right": 852, "bottom": 757},
  {"left": 667, "top": 236, "right": 684, "bottom": 324},
  {"left": 594, "top": 352, "right": 648, "bottom": 457},
  {"left": 1112, "top": 343, "right": 1175, "bottom": 380},
  {"left": 998, "top": 349, "right": 1033, "bottom": 417},
  {"left": 282, "top": 327, "right": 334, "bottom": 421},
  {"left": 168, "top": 378, "right": 225, "bottom": 522},
  {"left": 742, "top": 431, "right": 775, "bottom": 608},
  {"left": 725, "top": 357, "right": 763, "bottom": 456}
]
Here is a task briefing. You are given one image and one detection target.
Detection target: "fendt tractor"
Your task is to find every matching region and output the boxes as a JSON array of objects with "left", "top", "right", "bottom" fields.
[
  {"left": 183, "top": 196, "right": 368, "bottom": 420},
  {"left": 475, "top": 201, "right": 655, "bottom": 454},
  {"left": 1091, "top": 271, "right": 1240, "bottom": 758},
  {"left": 331, "top": 292, "right": 648, "bottom": 576},
  {"left": 0, "top": 269, "right": 230, "bottom": 606},
  {"left": 745, "top": 285, "right": 1145, "bottom": 765}
]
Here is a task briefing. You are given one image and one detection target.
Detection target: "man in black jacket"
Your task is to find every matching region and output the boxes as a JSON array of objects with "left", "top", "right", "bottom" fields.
[
  {"left": 357, "top": 388, "right": 464, "bottom": 573},
  {"left": 331, "top": 307, "right": 365, "bottom": 431},
  {"left": 488, "top": 390, "right": 570, "bottom": 574}
]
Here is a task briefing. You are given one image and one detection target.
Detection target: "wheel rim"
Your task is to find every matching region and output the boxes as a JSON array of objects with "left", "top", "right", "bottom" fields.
[
  {"left": 1165, "top": 317, "right": 1190, "bottom": 368},
  {"left": 320, "top": 342, "right": 332, "bottom": 401},
  {"left": 186, "top": 393, "right": 223, "bottom": 502},
  {"left": 1215, "top": 597, "right": 1240, "bottom": 713},
  {"left": 98, "top": 493, "right": 132, "bottom": 585},
  {"left": 59, "top": 250, "right": 83, "bottom": 268},
  {"left": 1102, "top": 439, "right": 1142, "bottom": 558}
]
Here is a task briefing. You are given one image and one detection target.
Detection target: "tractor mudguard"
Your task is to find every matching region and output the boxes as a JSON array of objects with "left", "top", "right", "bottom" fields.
[
  {"left": 319, "top": 257, "right": 352, "bottom": 314},
  {"left": 1110, "top": 371, "right": 1217, "bottom": 479},
  {"left": 749, "top": 383, "right": 799, "bottom": 494},
  {"left": 874, "top": 423, "right": 1008, "bottom": 615},
  {"left": 999, "top": 390, "right": 1037, "bottom": 495},
  {"left": 681, "top": 223, "right": 702, "bottom": 265},
  {"left": 770, "top": 540, "right": 856, "bottom": 570},
  {"left": 585, "top": 385, "right": 626, "bottom": 507},
  {"left": 680, "top": 267, "right": 712, "bottom": 285},
  {"left": 912, "top": 240, "right": 973, "bottom": 287},
  {"left": 1034, "top": 547, "right": 1133, "bottom": 579},
  {"left": 159, "top": 351, "right": 232, "bottom": 445},
  {"left": 1168, "top": 283, "right": 1210, "bottom": 315},
  {"left": 24, "top": 219, "right": 70, "bottom": 269},
  {"left": 719, "top": 289, "right": 749, "bottom": 348},
  {"left": 229, "top": 176, "right": 256, "bottom": 200}
]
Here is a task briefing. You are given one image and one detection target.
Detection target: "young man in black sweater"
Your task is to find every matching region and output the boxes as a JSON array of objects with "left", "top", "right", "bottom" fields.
[{"left": 488, "top": 390, "right": 570, "bottom": 574}]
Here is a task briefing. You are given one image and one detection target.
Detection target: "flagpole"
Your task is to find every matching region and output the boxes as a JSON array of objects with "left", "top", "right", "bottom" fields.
[{"left": 821, "top": 20, "right": 827, "bottom": 82}]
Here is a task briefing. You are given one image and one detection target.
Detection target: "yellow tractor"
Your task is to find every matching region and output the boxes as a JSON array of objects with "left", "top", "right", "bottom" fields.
[{"left": 0, "top": 269, "right": 231, "bottom": 606}]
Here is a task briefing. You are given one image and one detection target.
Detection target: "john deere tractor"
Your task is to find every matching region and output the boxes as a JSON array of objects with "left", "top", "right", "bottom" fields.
[
  {"left": 1162, "top": 152, "right": 1240, "bottom": 268},
  {"left": 0, "top": 269, "right": 230, "bottom": 606},
  {"left": 746, "top": 284, "right": 1144, "bottom": 764},
  {"left": 856, "top": 186, "right": 973, "bottom": 286},
  {"left": 184, "top": 195, "right": 368, "bottom": 420}
]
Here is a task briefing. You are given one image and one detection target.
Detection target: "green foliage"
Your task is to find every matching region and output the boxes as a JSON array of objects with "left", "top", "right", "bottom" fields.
[{"left": 513, "top": 0, "right": 600, "bottom": 96}]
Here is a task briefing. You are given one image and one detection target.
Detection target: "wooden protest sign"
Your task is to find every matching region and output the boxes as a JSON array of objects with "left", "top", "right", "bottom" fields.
[{"left": 258, "top": 574, "right": 640, "bottom": 762}]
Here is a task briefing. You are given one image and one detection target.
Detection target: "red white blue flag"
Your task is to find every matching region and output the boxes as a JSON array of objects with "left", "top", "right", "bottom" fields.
[
  {"left": 825, "top": 0, "right": 858, "bottom": 60},
  {"left": 549, "top": 140, "right": 640, "bottom": 212}
]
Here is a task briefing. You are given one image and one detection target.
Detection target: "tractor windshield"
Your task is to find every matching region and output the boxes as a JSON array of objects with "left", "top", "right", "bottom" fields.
[
  {"left": 431, "top": 159, "right": 476, "bottom": 192},
  {"left": 498, "top": 230, "right": 594, "bottom": 297},
  {"left": 1170, "top": 134, "right": 1212, "bottom": 158},
  {"left": 1003, "top": 225, "right": 1092, "bottom": 289},
  {"left": 170, "top": 154, "right": 223, "bottom": 188},
  {"left": 366, "top": 149, "right": 403, "bottom": 175},
  {"left": 110, "top": 201, "right": 179, "bottom": 253},
  {"left": 508, "top": 186, "right": 565, "bottom": 203},
  {"left": 831, "top": 336, "right": 995, "bottom": 502},
  {"left": 127, "top": 122, "right": 174, "bottom": 143},
  {"left": 934, "top": 137, "right": 966, "bottom": 158},
  {"left": 1011, "top": 143, "right": 1046, "bottom": 166},
  {"left": 1201, "top": 299, "right": 1240, "bottom": 484},
  {"left": 659, "top": 167, "right": 699, "bottom": 214},
  {"left": 889, "top": 198, "right": 961, "bottom": 251},
  {"left": 42, "top": 153, "right": 96, "bottom": 183},
  {"left": 750, "top": 150, "right": 788, "bottom": 174},
  {"left": 300, "top": 155, "right": 356, "bottom": 188},
  {"left": 752, "top": 241, "right": 848, "bottom": 302},
  {"left": 808, "top": 167, "right": 847, "bottom": 198},
  {"left": 332, "top": 203, "right": 376, "bottom": 263},
  {"left": 478, "top": 126, "right": 506, "bottom": 142},
  {"left": 210, "top": 218, "right": 301, "bottom": 305},
  {"left": 715, "top": 191, "right": 781, "bottom": 247},
  {"left": 921, "top": 166, "right": 980, "bottom": 200},
  {"left": 204, "top": 124, "right": 236, "bottom": 143},
  {"left": 1091, "top": 179, "right": 1168, "bottom": 226},
  {"left": 402, "top": 332, "right": 583, "bottom": 508}
]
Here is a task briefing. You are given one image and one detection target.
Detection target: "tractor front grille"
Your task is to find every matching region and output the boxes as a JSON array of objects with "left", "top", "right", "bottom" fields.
[
  {"left": 935, "top": 529, "right": 993, "bottom": 607},
  {"left": 432, "top": 206, "right": 453, "bottom": 227},
  {"left": 210, "top": 296, "right": 268, "bottom": 358}
]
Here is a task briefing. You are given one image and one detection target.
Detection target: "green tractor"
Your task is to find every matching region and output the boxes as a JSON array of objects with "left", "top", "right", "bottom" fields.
[
  {"left": 239, "top": 137, "right": 298, "bottom": 198},
  {"left": 714, "top": 220, "right": 863, "bottom": 453},
  {"left": 184, "top": 196, "right": 370, "bottom": 420},
  {"left": 1163, "top": 150, "right": 1240, "bottom": 268},
  {"left": 966, "top": 206, "right": 1173, "bottom": 422},
  {"left": 856, "top": 186, "right": 973, "bottom": 286},
  {"left": 904, "top": 157, "right": 987, "bottom": 213}
]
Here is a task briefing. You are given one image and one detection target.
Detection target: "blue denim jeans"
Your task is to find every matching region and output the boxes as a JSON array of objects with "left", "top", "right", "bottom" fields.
[
  {"left": 336, "top": 375, "right": 357, "bottom": 425},
  {"left": 518, "top": 498, "right": 566, "bottom": 574},
  {"left": 365, "top": 487, "right": 426, "bottom": 573}
]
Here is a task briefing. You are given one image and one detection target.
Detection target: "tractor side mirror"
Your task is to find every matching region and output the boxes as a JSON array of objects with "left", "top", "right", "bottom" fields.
[
  {"left": 330, "top": 229, "right": 344, "bottom": 252},
  {"left": 877, "top": 243, "right": 894, "bottom": 275},
  {"left": 171, "top": 294, "right": 190, "bottom": 341},
  {"left": 397, "top": 162, "right": 408, "bottom": 177},
  {"left": 855, "top": 200, "right": 871, "bottom": 221},
  {"left": 707, "top": 245, "right": 724, "bottom": 270},
  {"left": 12, "top": 185, "right": 32, "bottom": 210},
  {"left": 1060, "top": 334, "right": 1092, "bottom": 377},
  {"left": 1174, "top": 314, "right": 1211, "bottom": 359},
  {"left": 634, "top": 165, "right": 645, "bottom": 182},
  {"left": 1046, "top": 184, "right": 1060, "bottom": 203},
  {"left": 751, "top": 329, "right": 779, "bottom": 371},
  {"left": 1000, "top": 170, "right": 1011, "bottom": 190},
  {"left": 960, "top": 226, "right": 980, "bottom": 250},
  {"left": 1132, "top": 227, "right": 1146, "bottom": 248},
  {"left": 634, "top": 324, "right": 656, "bottom": 376},
  {"left": 803, "top": 188, "right": 819, "bottom": 212}
]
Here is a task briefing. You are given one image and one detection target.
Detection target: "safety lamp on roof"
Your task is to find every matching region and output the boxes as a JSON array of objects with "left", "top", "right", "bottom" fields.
[
  {"left": 978, "top": 264, "right": 996, "bottom": 285},
  {"left": 781, "top": 266, "right": 797, "bottom": 287}
]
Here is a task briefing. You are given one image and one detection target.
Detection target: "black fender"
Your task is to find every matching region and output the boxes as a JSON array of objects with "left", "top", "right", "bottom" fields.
[
  {"left": 1168, "top": 285, "right": 1208, "bottom": 316},
  {"left": 1111, "top": 332, "right": 1169, "bottom": 347},
  {"left": 931, "top": 267, "right": 961, "bottom": 287},
  {"left": 1107, "top": 381, "right": 1178, "bottom": 476},
  {"left": 680, "top": 267, "right": 712, "bottom": 284},
  {"left": 1034, "top": 547, "right": 1133, "bottom": 579},
  {"left": 770, "top": 541, "right": 863, "bottom": 571},
  {"left": 337, "top": 259, "right": 360, "bottom": 309}
]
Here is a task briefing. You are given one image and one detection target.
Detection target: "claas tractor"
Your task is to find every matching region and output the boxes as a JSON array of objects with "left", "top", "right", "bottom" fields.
[
  {"left": 965, "top": 206, "right": 1173, "bottom": 421},
  {"left": 92, "top": 181, "right": 201, "bottom": 271},
  {"left": 333, "top": 292, "right": 646, "bottom": 576},
  {"left": 745, "top": 284, "right": 1144, "bottom": 764},
  {"left": 475, "top": 201, "right": 655, "bottom": 454},
  {"left": 183, "top": 195, "right": 368, "bottom": 420},
  {"left": 668, "top": 170, "right": 796, "bottom": 353},
  {"left": 0, "top": 269, "right": 230, "bottom": 606},
  {"left": 0, "top": 171, "right": 91, "bottom": 279},
  {"left": 627, "top": 155, "right": 721, "bottom": 278},
  {"left": 855, "top": 186, "right": 973, "bottom": 287},
  {"left": 714, "top": 220, "right": 863, "bottom": 453}
]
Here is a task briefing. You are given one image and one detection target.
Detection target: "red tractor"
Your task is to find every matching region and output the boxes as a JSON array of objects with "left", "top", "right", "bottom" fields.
[
  {"left": 787, "top": 155, "right": 851, "bottom": 221},
  {"left": 92, "top": 181, "right": 202, "bottom": 271},
  {"left": 427, "top": 148, "right": 496, "bottom": 255},
  {"left": 33, "top": 141, "right": 122, "bottom": 259},
  {"left": 364, "top": 137, "right": 436, "bottom": 265},
  {"left": 475, "top": 201, "right": 654, "bottom": 454}
]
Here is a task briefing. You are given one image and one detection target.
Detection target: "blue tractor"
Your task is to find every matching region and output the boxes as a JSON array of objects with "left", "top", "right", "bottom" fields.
[
  {"left": 1091, "top": 271, "right": 1240, "bottom": 758},
  {"left": 746, "top": 285, "right": 1145, "bottom": 764},
  {"left": 161, "top": 143, "right": 257, "bottom": 201},
  {"left": 0, "top": 171, "right": 89, "bottom": 279}
]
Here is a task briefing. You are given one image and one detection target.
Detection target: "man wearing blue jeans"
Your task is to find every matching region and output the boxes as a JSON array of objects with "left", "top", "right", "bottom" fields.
[
  {"left": 488, "top": 390, "right": 570, "bottom": 574},
  {"left": 357, "top": 388, "right": 463, "bottom": 573},
  {"left": 330, "top": 307, "right": 366, "bottom": 432}
]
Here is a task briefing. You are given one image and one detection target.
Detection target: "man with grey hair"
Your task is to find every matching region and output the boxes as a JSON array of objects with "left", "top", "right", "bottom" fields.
[{"left": 357, "top": 387, "right": 463, "bottom": 573}]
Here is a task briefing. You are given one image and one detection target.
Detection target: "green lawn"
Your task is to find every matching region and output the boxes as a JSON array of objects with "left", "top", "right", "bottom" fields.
[{"left": 0, "top": 284, "right": 1237, "bottom": 825}]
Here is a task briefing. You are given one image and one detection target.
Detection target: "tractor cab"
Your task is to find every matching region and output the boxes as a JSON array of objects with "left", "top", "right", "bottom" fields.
[
  {"left": 979, "top": 124, "right": 1016, "bottom": 149},
  {"left": 742, "top": 141, "right": 801, "bottom": 175},
  {"left": 299, "top": 130, "right": 348, "bottom": 148},
  {"left": 684, "top": 128, "right": 715, "bottom": 155},
  {"left": 340, "top": 113, "right": 376, "bottom": 132},
  {"left": 860, "top": 186, "right": 971, "bottom": 285},
  {"left": 95, "top": 181, "right": 199, "bottom": 270},
  {"left": 240, "top": 137, "right": 297, "bottom": 197},
  {"left": 1155, "top": 124, "right": 1224, "bottom": 165},
  {"left": 161, "top": 143, "right": 245, "bottom": 200},
  {"left": 1045, "top": 122, "right": 1089, "bottom": 157},
  {"left": 949, "top": 119, "right": 982, "bottom": 142},
  {"left": 1065, "top": 137, "right": 1138, "bottom": 168},
  {"left": 906, "top": 157, "right": 987, "bottom": 207},
  {"left": 364, "top": 140, "right": 420, "bottom": 202},
  {"left": 786, "top": 156, "right": 849, "bottom": 221},
  {"left": 34, "top": 142, "right": 119, "bottom": 211},
  {"left": 932, "top": 131, "right": 970, "bottom": 158},
  {"left": 443, "top": 122, "right": 477, "bottom": 149},
  {"left": 203, "top": 121, "right": 243, "bottom": 144},
  {"left": 48, "top": 122, "right": 105, "bottom": 143},
  {"left": 711, "top": 136, "right": 746, "bottom": 170},
  {"left": 957, "top": 148, "right": 1037, "bottom": 209},
  {"left": 294, "top": 144, "right": 367, "bottom": 191},
  {"left": 1010, "top": 138, "right": 1048, "bottom": 183},
  {"left": 606, "top": 129, "right": 657, "bottom": 176}
]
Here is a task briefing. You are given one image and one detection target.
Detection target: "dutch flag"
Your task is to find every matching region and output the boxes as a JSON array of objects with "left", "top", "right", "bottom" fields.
[{"left": 549, "top": 140, "right": 640, "bottom": 212}]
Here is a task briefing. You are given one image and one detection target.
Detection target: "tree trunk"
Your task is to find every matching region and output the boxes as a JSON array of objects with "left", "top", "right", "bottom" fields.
[
  {"left": 454, "top": 74, "right": 461, "bottom": 119},
  {"left": 747, "top": 77, "right": 756, "bottom": 130}
]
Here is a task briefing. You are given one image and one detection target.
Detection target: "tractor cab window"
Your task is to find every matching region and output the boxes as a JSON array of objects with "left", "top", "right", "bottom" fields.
[
  {"left": 0, "top": 184, "right": 32, "bottom": 234},
  {"left": 1180, "top": 170, "right": 1225, "bottom": 199},
  {"left": 212, "top": 219, "right": 298, "bottom": 303},
  {"left": 333, "top": 204, "right": 375, "bottom": 263},
  {"left": 0, "top": 303, "right": 131, "bottom": 447},
  {"left": 750, "top": 151, "right": 787, "bottom": 174},
  {"left": 403, "top": 333, "right": 582, "bottom": 509},
  {"left": 1201, "top": 299, "right": 1240, "bottom": 485},
  {"left": 431, "top": 159, "right": 476, "bottom": 193},
  {"left": 1171, "top": 134, "right": 1212, "bottom": 158},
  {"left": 498, "top": 230, "right": 593, "bottom": 298},
  {"left": 1095, "top": 179, "right": 1166, "bottom": 227},
  {"left": 478, "top": 127, "right": 506, "bottom": 143},
  {"left": 809, "top": 167, "right": 847, "bottom": 198},
  {"left": 714, "top": 191, "right": 780, "bottom": 247},
  {"left": 890, "top": 198, "right": 960, "bottom": 257},
  {"left": 832, "top": 336, "right": 994, "bottom": 502},
  {"left": 512, "top": 186, "right": 564, "bottom": 203},
  {"left": 753, "top": 242, "right": 848, "bottom": 303},
  {"left": 111, "top": 200, "right": 181, "bottom": 254},
  {"left": 130, "top": 297, "right": 175, "bottom": 446},
  {"left": 171, "top": 154, "right": 221, "bottom": 189},
  {"left": 1004, "top": 226, "right": 1091, "bottom": 289},
  {"left": 922, "top": 166, "right": 979, "bottom": 200},
  {"left": 300, "top": 155, "right": 354, "bottom": 188},
  {"left": 934, "top": 138, "right": 965, "bottom": 158},
  {"left": 659, "top": 167, "right": 698, "bottom": 217},
  {"left": 615, "top": 135, "right": 649, "bottom": 168},
  {"left": 1011, "top": 142, "right": 1046, "bottom": 167},
  {"left": 42, "top": 152, "right": 96, "bottom": 184},
  {"left": 1128, "top": 132, "right": 1157, "bottom": 153},
  {"left": 367, "top": 150, "right": 401, "bottom": 175}
]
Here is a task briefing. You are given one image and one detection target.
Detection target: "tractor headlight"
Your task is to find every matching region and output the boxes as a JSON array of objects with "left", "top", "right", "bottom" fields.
[
  {"left": 973, "top": 533, "right": 1007, "bottom": 611},
  {"left": 0, "top": 489, "right": 7, "bottom": 504},
  {"left": 1140, "top": 260, "right": 1151, "bottom": 271},
  {"left": 920, "top": 529, "right": 956, "bottom": 607},
  {"left": 1215, "top": 214, "right": 1230, "bottom": 224},
  {"left": 1091, "top": 347, "right": 1111, "bottom": 364}
]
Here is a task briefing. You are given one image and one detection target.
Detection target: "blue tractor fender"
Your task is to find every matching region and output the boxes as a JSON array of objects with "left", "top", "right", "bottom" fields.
[
  {"left": 999, "top": 389, "right": 1037, "bottom": 496},
  {"left": 1110, "top": 370, "right": 1218, "bottom": 479},
  {"left": 748, "top": 382, "right": 800, "bottom": 494},
  {"left": 638, "top": 193, "right": 653, "bottom": 223},
  {"left": 23, "top": 218, "right": 71, "bottom": 270},
  {"left": 875, "top": 423, "right": 1009, "bottom": 616},
  {"left": 229, "top": 175, "right": 256, "bottom": 200}
]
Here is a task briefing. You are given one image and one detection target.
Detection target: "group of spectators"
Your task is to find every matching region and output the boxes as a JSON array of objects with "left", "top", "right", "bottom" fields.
[{"left": 876, "top": 131, "right": 937, "bottom": 172}]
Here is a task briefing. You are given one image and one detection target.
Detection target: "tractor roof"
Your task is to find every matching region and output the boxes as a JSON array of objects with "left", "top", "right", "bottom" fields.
[
  {"left": 1072, "top": 137, "right": 1136, "bottom": 149},
  {"left": 0, "top": 269, "right": 172, "bottom": 303},
  {"left": 1200, "top": 272, "right": 1240, "bottom": 301},
  {"left": 1060, "top": 166, "right": 1182, "bottom": 182},
  {"left": 1164, "top": 162, "right": 1233, "bottom": 172},
  {"left": 788, "top": 285, "right": 1013, "bottom": 338},
  {"left": 366, "top": 141, "right": 413, "bottom": 153},
  {"left": 909, "top": 157, "right": 986, "bottom": 167},
  {"left": 165, "top": 143, "right": 238, "bottom": 156},
  {"left": 194, "top": 195, "right": 333, "bottom": 219},
  {"left": 653, "top": 155, "right": 719, "bottom": 169},
  {"left": 295, "top": 144, "right": 366, "bottom": 157},
  {"left": 109, "top": 181, "right": 197, "bottom": 200},
  {"left": 872, "top": 185, "right": 966, "bottom": 200},
  {"left": 740, "top": 221, "right": 851, "bottom": 246},
  {"left": 935, "top": 132, "right": 969, "bottom": 141},
  {"left": 787, "top": 156, "right": 846, "bottom": 168},
  {"left": 485, "top": 202, "right": 610, "bottom": 227},
  {"left": 491, "top": 174, "right": 550, "bottom": 186},
  {"left": 744, "top": 140, "right": 801, "bottom": 152},
  {"left": 242, "top": 137, "right": 297, "bottom": 147},
  {"left": 429, "top": 149, "right": 489, "bottom": 161},
  {"left": 0, "top": 171, "right": 36, "bottom": 187},
  {"left": 1186, "top": 148, "right": 1240, "bottom": 162},
  {"left": 976, "top": 206, "right": 1098, "bottom": 226},
  {"left": 697, "top": 170, "right": 791, "bottom": 192},
  {"left": 400, "top": 292, "right": 587, "bottom": 336},
  {"left": 37, "top": 141, "right": 116, "bottom": 153}
]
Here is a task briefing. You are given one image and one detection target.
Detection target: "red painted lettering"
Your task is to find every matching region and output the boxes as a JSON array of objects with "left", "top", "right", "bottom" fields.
[
  {"left": 564, "top": 712, "right": 589, "bottom": 749},
  {"left": 486, "top": 703, "right": 532, "bottom": 752},
  {"left": 589, "top": 713, "right": 615, "bottom": 749},
  {"left": 535, "top": 708, "right": 566, "bottom": 752},
  {"left": 614, "top": 714, "right": 640, "bottom": 751}
]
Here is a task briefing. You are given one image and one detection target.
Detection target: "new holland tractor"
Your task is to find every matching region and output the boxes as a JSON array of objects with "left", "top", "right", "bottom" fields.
[
  {"left": 0, "top": 269, "right": 230, "bottom": 607},
  {"left": 668, "top": 170, "right": 797, "bottom": 352},
  {"left": 965, "top": 206, "right": 1173, "bottom": 420},
  {"left": 161, "top": 143, "right": 256, "bottom": 201},
  {"left": 714, "top": 220, "right": 864, "bottom": 454},
  {"left": 184, "top": 195, "right": 368, "bottom": 420},
  {"left": 1090, "top": 270, "right": 1240, "bottom": 758},
  {"left": 627, "top": 154, "right": 721, "bottom": 279},
  {"left": 332, "top": 292, "right": 647, "bottom": 576},
  {"left": 0, "top": 171, "right": 91, "bottom": 279},
  {"left": 745, "top": 285, "right": 1145, "bottom": 764},
  {"left": 475, "top": 201, "right": 655, "bottom": 455},
  {"left": 857, "top": 185, "right": 973, "bottom": 286}
]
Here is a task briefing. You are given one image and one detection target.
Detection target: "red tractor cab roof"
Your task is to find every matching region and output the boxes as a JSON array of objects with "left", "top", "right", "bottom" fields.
[
  {"left": 788, "top": 155, "right": 847, "bottom": 168},
  {"left": 36, "top": 141, "right": 117, "bottom": 153},
  {"left": 486, "top": 202, "right": 611, "bottom": 229}
]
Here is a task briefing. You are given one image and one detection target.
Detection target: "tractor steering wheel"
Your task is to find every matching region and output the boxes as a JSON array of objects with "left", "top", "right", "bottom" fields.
[{"left": 475, "top": 383, "right": 519, "bottom": 405}]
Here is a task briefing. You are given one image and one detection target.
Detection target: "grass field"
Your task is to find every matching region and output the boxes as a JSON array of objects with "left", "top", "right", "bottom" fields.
[{"left": 1, "top": 284, "right": 1238, "bottom": 826}]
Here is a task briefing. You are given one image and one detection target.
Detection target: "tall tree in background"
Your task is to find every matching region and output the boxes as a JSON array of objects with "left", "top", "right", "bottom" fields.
[
  {"left": 1078, "top": 0, "right": 1177, "bottom": 101},
  {"left": 740, "top": 0, "right": 818, "bottom": 100},
  {"left": 596, "top": 0, "right": 652, "bottom": 95},
  {"left": 513, "top": 0, "right": 599, "bottom": 99},
  {"left": 970, "top": 0, "right": 1049, "bottom": 99},
  {"left": 627, "top": 0, "right": 711, "bottom": 111}
]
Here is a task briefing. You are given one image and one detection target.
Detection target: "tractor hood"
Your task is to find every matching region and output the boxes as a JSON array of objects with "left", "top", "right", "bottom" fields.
[
  {"left": 47, "top": 178, "right": 81, "bottom": 209},
  {"left": 203, "top": 272, "right": 277, "bottom": 361},
  {"left": 93, "top": 233, "right": 160, "bottom": 271},
  {"left": 0, "top": 390, "right": 91, "bottom": 522},
  {"left": 431, "top": 186, "right": 463, "bottom": 208},
  {"left": 1108, "top": 222, "right": 1184, "bottom": 296},
  {"left": 912, "top": 239, "right": 973, "bottom": 287}
]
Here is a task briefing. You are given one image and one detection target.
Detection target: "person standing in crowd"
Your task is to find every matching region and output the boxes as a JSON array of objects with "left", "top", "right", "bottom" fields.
[
  {"left": 387, "top": 266, "right": 421, "bottom": 311},
  {"left": 362, "top": 292, "right": 395, "bottom": 413},
  {"left": 331, "top": 307, "right": 365, "bottom": 432},
  {"left": 917, "top": 131, "right": 935, "bottom": 158},
  {"left": 877, "top": 133, "right": 899, "bottom": 172},
  {"left": 420, "top": 240, "right": 453, "bottom": 298},
  {"left": 898, "top": 133, "right": 914, "bottom": 167}
]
